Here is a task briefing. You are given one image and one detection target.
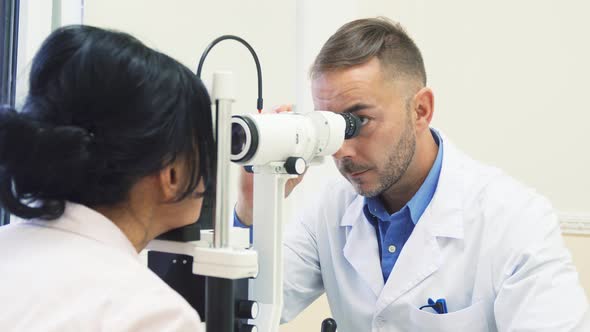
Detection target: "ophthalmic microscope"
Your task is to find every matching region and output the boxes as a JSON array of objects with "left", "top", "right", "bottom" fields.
[{"left": 145, "top": 36, "right": 360, "bottom": 332}]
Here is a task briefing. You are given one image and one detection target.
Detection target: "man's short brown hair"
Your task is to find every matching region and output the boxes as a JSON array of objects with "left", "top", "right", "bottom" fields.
[{"left": 311, "top": 17, "right": 426, "bottom": 86}]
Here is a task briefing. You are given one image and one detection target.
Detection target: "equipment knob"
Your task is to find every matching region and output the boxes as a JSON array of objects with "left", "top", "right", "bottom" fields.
[
  {"left": 284, "top": 157, "right": 306, "bottom": 175},
  {"left": 237, "top": 300, "right": 259, "bottom": 319},
  {"left": 239, "top": 324, "right": 257, "bottom": 332},
  {"left": 321, "top": 318, "right": 337, "bottom": 332}
]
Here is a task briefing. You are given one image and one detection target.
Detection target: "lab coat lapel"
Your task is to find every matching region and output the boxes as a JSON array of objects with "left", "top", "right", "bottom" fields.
[
  {"left": 374, "top": 207, "right": 443, "bottom": 313},
  {"left": 341, "top": 195, "right": 385, "bottom": 297},
  {"left": 375, "top": 134, "right": 466, "bottom": 314}
]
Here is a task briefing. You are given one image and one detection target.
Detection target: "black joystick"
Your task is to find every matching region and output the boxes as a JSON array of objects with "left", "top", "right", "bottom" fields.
[{"left": 321, "top": 318, "right": 337, "bottom": 332}]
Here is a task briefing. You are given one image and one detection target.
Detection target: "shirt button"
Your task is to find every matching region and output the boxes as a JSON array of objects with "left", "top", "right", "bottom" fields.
[
  {"left": 388, "top": 245, "right": 396, "bottom": 253},
  {"left": 375, "top": 316, "right": 386, "bottom": 327}
]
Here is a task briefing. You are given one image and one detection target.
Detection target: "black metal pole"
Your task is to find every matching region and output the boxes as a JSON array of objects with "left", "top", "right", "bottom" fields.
[
  {"left": 0, "top": 0, "right": 20, "bottom": 226},
  {"left": 205, "top": 277, "right": 236, "bottom": 332}
]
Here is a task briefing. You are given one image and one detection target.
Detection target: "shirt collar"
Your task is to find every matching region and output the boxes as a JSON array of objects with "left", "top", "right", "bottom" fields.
[
  {"left": 365, "top": 128, "right": 444, "bottom": 225},
  {"left": 26, "top": 202, "right": 139, "bottom": 258}
]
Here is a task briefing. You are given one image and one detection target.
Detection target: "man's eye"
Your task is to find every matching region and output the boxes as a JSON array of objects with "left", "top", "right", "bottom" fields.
[{"left": 359, "top": 116, "right": 370, "bottom": 126}]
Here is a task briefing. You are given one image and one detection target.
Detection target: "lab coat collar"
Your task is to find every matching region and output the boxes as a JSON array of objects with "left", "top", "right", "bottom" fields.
[
  {"left": 340, "top": 130, "right": 466, "bottom": 307},
  {"left": 425, "top": 132, "right": 465, "bottom": 240},
  {"left": 375, "top": 131, "right": 466, "bottom": 313},
  {"left": 339, "top": 131, "right": 464, "bottom": 234},
  {"left": 341, "top": 194, "right": 385, "bottom": 297},
  {"left": 26, "top": 202, "right": 139, "bottom": 259}
]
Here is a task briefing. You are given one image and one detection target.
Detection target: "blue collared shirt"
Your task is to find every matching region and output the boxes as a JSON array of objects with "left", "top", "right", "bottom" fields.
[{"left": 363, "top": 129, "right": 443, "bottom": 283}]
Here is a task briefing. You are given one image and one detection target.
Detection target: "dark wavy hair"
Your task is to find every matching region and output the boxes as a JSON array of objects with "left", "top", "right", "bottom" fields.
[{"left": 0, "top": 25, "right": 215, "bottom": 220}]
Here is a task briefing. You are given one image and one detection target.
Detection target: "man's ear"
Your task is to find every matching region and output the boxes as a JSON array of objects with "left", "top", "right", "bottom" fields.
[
  {"left": 158, "top": 164, "right": 180, "bottom": 202},
  {"left": 412, "top": 87, "right": 434, "bottom": 132}
]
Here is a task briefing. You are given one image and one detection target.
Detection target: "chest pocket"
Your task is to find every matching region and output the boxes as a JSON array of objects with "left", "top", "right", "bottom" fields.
[{"left": 407, "top": 300, "right": 489, "bottom": 331}]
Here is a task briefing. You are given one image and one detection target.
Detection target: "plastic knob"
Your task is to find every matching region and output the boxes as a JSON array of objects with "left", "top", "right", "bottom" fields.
[
  {"left": 321, "top": 318, "right": 337, "bottom": 332},
  {"left": 284, "top": 157, "right": 306, "bottom": 175},
  {"left": 239, "top": 324, "right": 257, "bottom": 332},
  {"left": 237, "top": 300, "right": 259, "bottom": 319}
]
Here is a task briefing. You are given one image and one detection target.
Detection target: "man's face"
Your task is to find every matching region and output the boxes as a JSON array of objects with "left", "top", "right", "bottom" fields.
[{"left": 312, "top": 58, "right": 417, "bottom": 197}]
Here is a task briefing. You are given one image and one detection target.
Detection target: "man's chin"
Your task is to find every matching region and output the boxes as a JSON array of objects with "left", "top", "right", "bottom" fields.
[{"left": 350, "top": 182, "right": 380, "bottom": 198}]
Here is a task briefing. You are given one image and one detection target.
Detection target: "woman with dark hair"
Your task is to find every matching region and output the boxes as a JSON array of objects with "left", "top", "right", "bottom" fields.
[{"left": 0, "top": 25, "right": 214, "bottom": 331}]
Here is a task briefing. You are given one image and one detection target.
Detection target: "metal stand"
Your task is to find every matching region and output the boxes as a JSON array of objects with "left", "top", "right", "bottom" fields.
[
  {"left": 147, "top": 72, "right": 260, "bottom": 332},
  {"left": 147, "top": 71, "right": 336, "bottom": 331},
  {"left": 249, "top": 168, "right": 295, "bottom": 332}
]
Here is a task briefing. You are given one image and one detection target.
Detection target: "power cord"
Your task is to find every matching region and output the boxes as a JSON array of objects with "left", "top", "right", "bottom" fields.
[{"left": 196, "top": 35, "right": 263, "bottom": 112}]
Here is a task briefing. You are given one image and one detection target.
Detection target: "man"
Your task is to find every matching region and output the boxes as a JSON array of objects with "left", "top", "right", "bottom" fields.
[{"left": 236, "top": 17, "right": 588, "bottom": 331}]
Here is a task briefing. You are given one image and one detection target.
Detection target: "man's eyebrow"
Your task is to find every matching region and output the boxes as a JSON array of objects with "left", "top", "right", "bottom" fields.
[{"left": 341, "top": 103, "right": 372, "bottom": 113}]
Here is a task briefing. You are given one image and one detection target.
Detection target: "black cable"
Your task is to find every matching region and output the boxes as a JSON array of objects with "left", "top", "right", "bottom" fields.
[{"left": 196, "top": 35, "right": 263, "bottom": 112}]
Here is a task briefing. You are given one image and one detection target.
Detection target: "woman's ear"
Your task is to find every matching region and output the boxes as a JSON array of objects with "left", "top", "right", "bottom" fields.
[
  {"left": 412, "top": 87, "right": 434, "bottom": 132},
  {"left": 158, "top": 163, "right": 181, "bottom": 202}
]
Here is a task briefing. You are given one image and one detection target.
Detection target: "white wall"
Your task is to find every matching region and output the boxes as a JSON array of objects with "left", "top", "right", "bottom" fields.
[
  {"left": 381, "top": 1, "right": 590, "bottom": 213},
  {"left": 15, "top": 0, "right": 83, "bottom": 106}
]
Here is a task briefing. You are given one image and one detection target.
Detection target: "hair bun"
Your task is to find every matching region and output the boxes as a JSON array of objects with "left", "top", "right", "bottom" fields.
[
  {"left": 0, "top": 105, "right": 93, "bottom": 168},
  {"left": 0, "top": 106, "right": 39, "bottom": 166},
  {"left": 0, "top": 104, "right": 93, "bottom": 219}
]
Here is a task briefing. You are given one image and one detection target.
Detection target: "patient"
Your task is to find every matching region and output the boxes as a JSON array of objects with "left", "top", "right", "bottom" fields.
[{"left": 0, "top": 25, "right": 214, "bottom": 331}]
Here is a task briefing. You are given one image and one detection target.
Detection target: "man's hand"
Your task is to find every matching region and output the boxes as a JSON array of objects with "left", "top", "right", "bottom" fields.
[{"left": 235, "top": 105, "right": 306, "bottom": 226}]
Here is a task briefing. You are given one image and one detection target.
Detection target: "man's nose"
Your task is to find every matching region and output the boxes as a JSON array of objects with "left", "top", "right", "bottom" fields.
[{"left": 333, "top": 138, "right": 356, "bottom": 160}]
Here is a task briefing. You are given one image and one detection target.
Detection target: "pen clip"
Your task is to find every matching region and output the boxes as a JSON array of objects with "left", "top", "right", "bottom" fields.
[{"left": 419, "top": 298, "right": 448, "bottom": 314}]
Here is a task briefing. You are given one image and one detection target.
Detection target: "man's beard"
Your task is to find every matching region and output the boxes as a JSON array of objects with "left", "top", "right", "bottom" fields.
[{"left": 338, "top": 117, "right": 416, "bottom": 197}]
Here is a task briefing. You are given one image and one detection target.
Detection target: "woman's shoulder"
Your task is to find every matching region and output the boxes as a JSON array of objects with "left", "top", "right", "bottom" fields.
[{"left": 101, "top": 262, "right": 203, "bottom": 330}]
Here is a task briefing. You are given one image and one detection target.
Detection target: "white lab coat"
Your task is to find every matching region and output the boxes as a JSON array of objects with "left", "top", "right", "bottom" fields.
[
  {"left": 282, "top": 132, "right": 589, "bottom": 332},
  {"left": 0, "top": 202, "right": 202, "bottom": 332}
]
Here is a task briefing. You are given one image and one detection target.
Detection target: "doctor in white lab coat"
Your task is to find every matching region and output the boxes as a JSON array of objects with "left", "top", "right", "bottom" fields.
[
  {"left": 235, "top": 18, "right": 589, "bottom": 332},
  {"left": 282, "top": 133, "right": 588, "bottom": 331},
  {"left": 0, "top": 25, "right": 214, "bottom": 331}
]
